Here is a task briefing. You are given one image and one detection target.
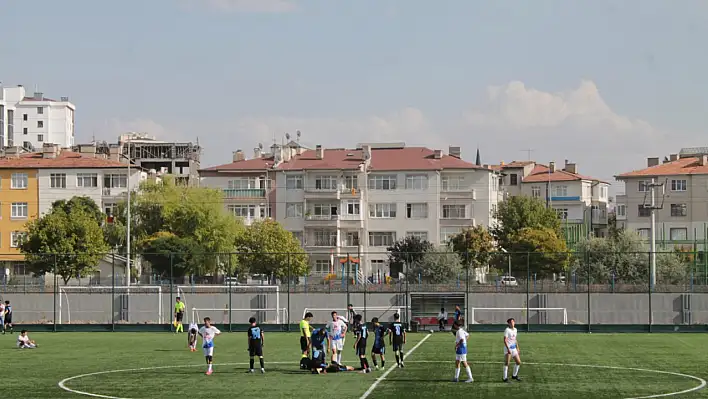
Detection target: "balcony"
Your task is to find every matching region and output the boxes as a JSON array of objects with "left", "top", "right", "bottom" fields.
[
  {"left": 339, "top": 187, "right": 361, "bottom": 198},
  {"left": 338, "top": 214, "right": 364, "bottom": 228},
  {"left": 223, "top": 188, "right": 266, "bottom": 199},
  {"left": 304, "top": 214, "right": 339, "bottom": 226},
  {"left": 591, "top": 209, "right": 608, "bottom": 225},
  {"left": 102, "top": 187, "right": 126, "bottom": 197}
]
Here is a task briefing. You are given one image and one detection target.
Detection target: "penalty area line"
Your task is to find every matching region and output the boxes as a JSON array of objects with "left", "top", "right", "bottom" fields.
[{"left": 359, "top": 333, "right": 431, "bottom": 399}]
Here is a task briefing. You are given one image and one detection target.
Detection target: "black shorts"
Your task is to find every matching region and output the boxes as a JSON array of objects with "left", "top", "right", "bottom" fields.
[
  {"left": 300, "top": 336, "right": 309, "bottom": 352},
  {"left": 175, "top": 312, "right": 184, "bottom": 322},
  {"left": 355, "top": 342, "right": 367, "bottom": 356},
  {"left": 4, "top": 315, "right": 11, "bottom": 324},
  {"left": 372, "top": 345, "right": 385, "bottom": 355},
  {"left": 249, "top": 342, "right": 263, "bottom": 357},
  {"left": 392, "top": 340, "right": 404, "bottom": 352}
]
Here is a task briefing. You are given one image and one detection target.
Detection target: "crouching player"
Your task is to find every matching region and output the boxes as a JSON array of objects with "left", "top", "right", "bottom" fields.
[
  {"left": 352, "top": 314, "right": 372, "bottom": 373},
  {"left": 198, "top": 317, "right": 221, "bottom": 375},
  {"left": 371, "top": 317, "right": 387, "bottom": 370},
  {"left": 247, "top": 317, "right": 265, "bottom": 373},
  {"left": 17, "top": 330, "right": 37, "bottom": 349},
  {"left": 503, "top": 318, "right": 522, "bottom": 383},
  {"left": 188, "top": 321, "right": 199, "bottom": 352},
  {"left": 452, "top": 321, "right": 473, "bottom": 383}
]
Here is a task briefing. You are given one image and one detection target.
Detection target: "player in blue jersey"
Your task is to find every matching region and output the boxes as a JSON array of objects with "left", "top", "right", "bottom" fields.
[
  {"left": 452, "top": 320, "right": 473, "bottom": 383},
  {"left": 388, "top": 313, "right": 406, "bottom": 368},
  {"left": 352, "top": 314, "right": 372, "bottom": 373},
  {"left": 198, "top": 317, "right": 221, "bottom": 375},
  {"left": 247, "top": 317, "right": 265, "bottom": 373},
  {"left": 370, "top": 317, "right": 387, "bottom": 370}
]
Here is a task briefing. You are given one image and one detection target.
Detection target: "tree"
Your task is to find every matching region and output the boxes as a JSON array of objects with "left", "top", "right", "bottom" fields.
[
  {"left": 387, "top": 236, "right": 434, "bottom": 278},
  {"left": 21, "top": 198, "right": 109, "bottom": 284},
  {"left": 448, "top": 225, "right": 495, "bottom": 269},
  {"left": 408, "top": 247, "right": 463, "bottom": 283},
  {"left": 508, "top": 227, "right": 570, "bottom": 277},
  {"left": 52, "top": 196, "right": 105, "bottom": 225},
  {"left": 235, "top": 219, "right": 308, "bottom": 279},
  {"left": 139, "top": 232, "right": 206, "bottom": 279},
  {"left": 492, "top": 196, "right": 561, "bottom": 250}
]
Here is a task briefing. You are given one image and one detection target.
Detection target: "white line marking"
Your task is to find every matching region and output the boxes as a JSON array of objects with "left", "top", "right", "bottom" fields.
[{"left": 359, "top": 334, "right": 431, "bottom": 399}]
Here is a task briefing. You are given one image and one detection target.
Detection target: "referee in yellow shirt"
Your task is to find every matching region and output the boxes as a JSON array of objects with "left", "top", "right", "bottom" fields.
[
  {"left": 174, "top": 297, "right": 186, "bottom": 333},
  {"left": 299, "top": 312, "right": 314, "bottom": 368}
]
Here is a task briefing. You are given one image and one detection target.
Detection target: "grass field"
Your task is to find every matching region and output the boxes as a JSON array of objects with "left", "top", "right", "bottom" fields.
[{"left": 5, "top": 330, "right": 707, "bottom": 398}]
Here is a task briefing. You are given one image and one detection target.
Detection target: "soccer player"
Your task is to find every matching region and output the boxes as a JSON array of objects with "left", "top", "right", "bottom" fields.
[
  {"left": 300, "top": 312, "right": 314, "bottom": 368},
  {"left": 352, "top": 314, "right": 371, "bottom": 373},
  {"left": 454, "top": 305, "right": 462, "bottom": 323},
  {"left": 187, "top": 321, "right": 199, "bottom": 352},
  {"left": 174, "top": 297, "right": 185, "bottom": 333},
  {"left": 389, "top": 313, "right": 406, "bottom": 368},
  {"left": 198, "top": 317, "right": 221, "bottom": 375},
  {"left": 370, "top": 317, "right": 387, "bottom": 370},
  {"left": 503, "top": 318, "right": 522, "bottom": 383},
  {"left": 437, "top": 308, "right": 448, "bottom": 331},
  {"left": 0, "top": 301, "right": 5, "bottom": 333},
  {"left": 326, "top": 311, "right": 347, "bottom": 364},
  {"left": 452, "top": 320, "right": 473, "bottom": 383},
  {"left": 4, "top": 300, "right": 13, "bottom": 334},
  {"left": 347, "top": 304, "right": 357, "bottom": 330},
  {"left": 309, "top": 328, "right": 329, "bottom": 374},
  {"left": 17, "top": 330, "right": 36, "bottom": 349},
  {"left": 247, "top": 317, "right": 265, "bottom": 374},
  {"left": 325, "top": 362, "right": 356, "bottom": 373}
]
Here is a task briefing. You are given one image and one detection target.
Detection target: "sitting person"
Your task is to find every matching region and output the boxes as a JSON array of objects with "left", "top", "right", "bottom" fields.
[{"left": 17, "top": 330, "right": 36, "bottom": 349}]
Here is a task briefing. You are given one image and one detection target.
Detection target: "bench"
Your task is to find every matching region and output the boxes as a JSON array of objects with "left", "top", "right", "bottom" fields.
[{"left": 414, "top": 316, "right": 456, "bottom": 330}]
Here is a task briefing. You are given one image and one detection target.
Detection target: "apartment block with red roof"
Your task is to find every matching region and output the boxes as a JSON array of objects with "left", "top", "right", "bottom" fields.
[
  {"left": 615, "top": 148, "right": 708, "bottom": 245},
  {"left": 494, "top": 159, "right": 610, "bottom": 237}
]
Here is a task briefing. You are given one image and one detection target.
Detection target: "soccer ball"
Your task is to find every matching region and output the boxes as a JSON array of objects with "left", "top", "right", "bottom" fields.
[{"left": 429, "top": 329, "right": 434, "bottom": 334}]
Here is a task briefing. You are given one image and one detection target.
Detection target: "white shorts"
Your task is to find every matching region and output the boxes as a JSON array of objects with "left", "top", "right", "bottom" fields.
[
  {"left": 455, "top": 354, "right": 467, "bottom": 362},
  {"left": 330, "top": 339, "right": 344, "bottom": 352},
  {"left": 504, "top": 347, "right": 519, "bottom": 357},
  {"left": 203, "top": 346, "right": 214, "bottom": 357}
]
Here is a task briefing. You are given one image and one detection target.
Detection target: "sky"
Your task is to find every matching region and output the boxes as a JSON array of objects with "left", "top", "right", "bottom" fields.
[{"left": 2, "top": 0, "right": 707, "bottom": 193}]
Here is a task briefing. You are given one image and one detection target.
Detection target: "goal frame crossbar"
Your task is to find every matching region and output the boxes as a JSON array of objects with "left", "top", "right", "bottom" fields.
[
  {"left": 58, "top": 285, "right": 164, "bottom": 325},
  {"left": 302, "top": 306, "right": 406, "bottom": 322},
  {"left": 190, "top": 307, "right": 288, "bottom": 325},
  {"left": 175, "top": 285, "right": 281, "bottom": 324},
  {"left": 469, "top": 307, "right": 568, "bottom": 325}
]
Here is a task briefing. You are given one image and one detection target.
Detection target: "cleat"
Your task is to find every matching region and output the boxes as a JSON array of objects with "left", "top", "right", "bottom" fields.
[
  {"left": 400, "top": 363, "right": 405, "bottom": 368},
  {"left": 261, "top": 368, "right": 265, "bottom": 374},
  {"left": 375, "top": 365, "right": 379, "bottom": 370},
  {"left": 452, "top": 378, "right": 459, "bottom": 383},
  {"left": 512, "top": 375, "right": 521, "bottom": 381},
  {"left": 503, "top": 378, "right": 510, "bottom": 383},
  {"left": 249, "top": 369, "right": 255, "bottom": 373},
  {"left": 206, "top": 370, "right": 212, "bottom": 375},
  {"left": 465, "top": 378, "right": 474, "bottom": 383}
]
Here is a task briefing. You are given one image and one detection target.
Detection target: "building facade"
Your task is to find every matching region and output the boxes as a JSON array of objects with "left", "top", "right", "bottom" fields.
[{"left": 0, "top": 85, "right": 75, "bottom": 149}]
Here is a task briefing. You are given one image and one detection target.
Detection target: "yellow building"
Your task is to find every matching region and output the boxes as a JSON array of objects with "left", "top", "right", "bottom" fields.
[{"left": 0, "top": 165, "right": 39, "bottom": 263}]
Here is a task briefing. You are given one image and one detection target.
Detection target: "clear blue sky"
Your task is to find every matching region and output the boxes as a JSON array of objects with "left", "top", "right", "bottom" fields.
[{"left": 1, "top": 0, "right": 706, "bottom": 186}]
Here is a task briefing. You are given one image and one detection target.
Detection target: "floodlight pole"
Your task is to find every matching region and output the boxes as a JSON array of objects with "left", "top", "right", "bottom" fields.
[
  {"left": 126, "top": 140, "right": 131, "bottom": 287},
  {"left": 645, "top": 178, "right": 665, "bottom": 290}
]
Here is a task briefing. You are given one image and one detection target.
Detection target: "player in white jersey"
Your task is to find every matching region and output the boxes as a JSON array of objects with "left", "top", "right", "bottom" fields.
[
  {"left": 503, "top": 318, "right": 522, "bottom": 382},
  {"left": 452, "top": 321, "right": 473, "bottom": 383},
  {"left": 187, "top": 321, "right": 199, "bottom": 351},
  {"left": 17, "top": 330, "right": 37, "bottom": 349},
  {"left": 326, "top": 311, "right": 347, "bottom": 364},
  {"left": 198, "top": 317, "right": 221, "bottom": 375}
]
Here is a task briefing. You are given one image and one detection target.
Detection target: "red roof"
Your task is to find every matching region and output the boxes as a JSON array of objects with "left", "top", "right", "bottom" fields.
[
  {"left": 199, "top": 156, "right": 275, "bottom": 172},
  {"left": 0, "top": 151, "right": 126, "bottom": 169},
  {"left": 522, "top": 164, "right": 605, "bottom": 183},
  {"left": 616, "top": 157, "right": 708, "bottom": 178}
]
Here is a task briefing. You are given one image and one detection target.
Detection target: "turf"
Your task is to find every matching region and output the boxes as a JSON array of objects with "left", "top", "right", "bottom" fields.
[{"left": 5, "top": 331, "right": 707, "bottom": 398}]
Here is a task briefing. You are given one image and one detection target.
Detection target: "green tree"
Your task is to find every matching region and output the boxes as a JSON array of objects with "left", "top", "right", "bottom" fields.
[
  {"left": 492, "top": 196, "right": 561, "bottom": 250},
  {"left": 387, "top": 236, "right": 434, "bottom": 278},
  {"left": 408, "top": 247, "right": 463, "bottom": 283},
  {"left": 139, "top": 232, "right": 205, "bottom": 280},
  {"left": 448, "top": 225, "right": 495, "bottom": 268},
  {"left": 235, "top": 219, "right": 308, "bottom": 279},
  {"left": 509, "top": 227, "right": 570, "bottom": 277},
  {"left": 21, "top": 199, "right": 109, "bottom": 284},
  {"left": 52, "top": 196, "right": 105, "bottom": 225}
]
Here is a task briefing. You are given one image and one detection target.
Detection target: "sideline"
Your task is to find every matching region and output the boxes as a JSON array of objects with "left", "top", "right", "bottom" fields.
[{"left": 359, "top": 333, "right": 431, "bottom": 399}]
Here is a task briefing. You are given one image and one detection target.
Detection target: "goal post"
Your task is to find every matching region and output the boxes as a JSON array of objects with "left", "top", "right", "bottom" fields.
[
  {"left": 469, "top": 307, "right": 568, "bottom": 325},
  {"left": 191, "top": 307, "right": 288, "bottom": 326},
  {"left": 58, "top": 286, "right": 163, "bottom": 324},
  {"left": 302, "top": 307, "right": 406, "bottom": 324},
  {"left": 175, "top": 285, "right": 281, "bottom": 324}
]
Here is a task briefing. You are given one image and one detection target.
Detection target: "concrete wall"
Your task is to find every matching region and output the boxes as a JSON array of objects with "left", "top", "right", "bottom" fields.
[{"left": 4, "top": 291, "right": 708, "bottom": 325}]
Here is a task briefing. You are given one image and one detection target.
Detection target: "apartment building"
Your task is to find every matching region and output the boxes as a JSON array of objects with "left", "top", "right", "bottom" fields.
[
  {"left": 0, "top": 85, "right": 76, "bottom": 149},
  {"left": 494, "top": 159, "right": 610, "bottom": 237},
  {"left": 615, "top": 148, "right": 708, "bottom": 244}
]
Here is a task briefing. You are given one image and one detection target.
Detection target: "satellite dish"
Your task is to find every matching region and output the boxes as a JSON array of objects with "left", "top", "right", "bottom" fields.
[
  {"left": 296, "top": 130, "right": 301, "bottom": 138},
  {"left": 258, "top": 143, "right": 263, "bottom": 149},
  {"left": 285, "top": 133, "right": 291, "bottom": 140}
]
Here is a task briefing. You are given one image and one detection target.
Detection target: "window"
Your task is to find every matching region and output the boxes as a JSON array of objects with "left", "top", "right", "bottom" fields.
[
  {"left": 554, "top": 208, "right": 569, "bottom": 220},
  {"left": 405, "top": 175, "right": 428, "bottom": 190},
  {"left": 37, "top": 107, "right": 44, "bottom": 114},
  {"left": 286, "top": 175, "right": 304, "bottom": 189},
  {"left": 11, "top": 173, "right": 28, "bottom": 189},
  {"left": 440, "top": 227, "right": 462, "bottom": 243},
  {"left": 343, "top": 175, "right": 358, "bottom": 190},
  {"left": 638, "top": 181, "right": 649, "bottom": 192},
  {"left": 50, "top": 173, "right": 66, "bottom": 189},
  {"left": 228, "top": 204, "right": 256, "bottom": 218},
  {"left": 509, "top": 174, "right": 518, "bottom": 186},
  {"left": 671, "top": 179, "right": 687, "bottom": 192},
  {"left": 37, "top": 121, "right": 43, "bottom": 128},
  {"left": 23, "top": 114, "right": 27, "bottom": 121},
  {"left": 228, "top": 177, "right": 257, "bottom": 189},
  {"left": 407, "top": 231, "right": 429, "bottom": 241},
  {"left": 638, "top": 205, "right": 651, "bottom": 217},
  {"left": 552, "top": 185, "right": 568, "bottom": 197},
  {"left": 442, "top": 204, "right": 466, "bottom": 219},
  {"left": 600, "top": 186, "right": 608, "bottom": 198},
  {"left": 77, "top": 173, "right": 98, "bottom": 188},
  {"left": 286, "top": 203, "right": 304, "bottom": 218},
  {"left": 10, "top": 231, "right": 27, "bottom": 248},
  {"left": 368, "top": 232, "right": 396, "bottom": 247},
  {"left": 368, "top": 175, "right": 397, "bottom": 190},
  {"left": 369, "top": 203, "right": 397, "bottom": 218},
  {"left": 314, "top": 175, "right": 338, "bottom": 190},
  {"left": 531, "top": 186, "right": 541, "bottom": 198},
  {"left": 311, "top": 203, "right": 337, "bottom": 218},
  {"left": 637, "top": 228, "right": 650, "bottom": 238},
  {"left": 291, "top": 231, "right": 304, "bottom": 245},
  {"left": 441, "top": 175, "right": 465, "bottom": 191},
  {"left": 491, "top": 203, "right": 497, "bottom": 216},
  {"left": 23, "top": 128, "right": 27, "bottom": 135},
  {"left": 313, "top": 230, "right": 337, "bottom": 246},
  {"left": 104, "top": 203, "right": 117, "bottom": 217},
  {"left": 616, "top": 204, "right": 626, "bottom": 217},
  {"left": 669, "top": 203, "right": 687, "bottom": 217},
  {"left": 11, "top": 202, "right": 28, "bottom": 218},
  {"left": 259, "top": 207, "right": 271, "bottom": 219},
  {"left": 343, "top": 200, "right": 360, "bottom": 215},
  {"left": 670, "top": 228, "right": 688, "bottom": 241},
  {"left": 343, "top": 231, "right": 360, "bottom": 246},
  {"left": 37, "top": 134, "right": 44, "bottom": 142},
  {"left": 406, "top": 203, "right": 428, "bottom": 219},
  {"left": 313, "top": 259, "right": 332, "bottom": 275},
  {"left": 105, "top": 174, "right": 128, "bottom": 188},
  {"left": 370, "top": 259, "right": 386, "bottom": 273}
]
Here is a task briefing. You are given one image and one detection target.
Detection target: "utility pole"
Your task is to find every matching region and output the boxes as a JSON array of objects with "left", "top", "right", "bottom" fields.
[
  {"left": 643, "top": 178, "right": 665, "bottom": 289},
  {"left": 126, "top": 140, "right": 131, "bottom": 287}
]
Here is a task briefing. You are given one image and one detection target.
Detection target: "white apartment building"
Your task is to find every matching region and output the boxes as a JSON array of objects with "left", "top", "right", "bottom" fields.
[
  {"left": 0, "top": 84, "right": 76, "bottom": 149},
  {"left": 494, "top": 160, "right": 610, "bottom": 236},
  {"left": 615, "top": 148, "right": 708, "bottom": 245}
]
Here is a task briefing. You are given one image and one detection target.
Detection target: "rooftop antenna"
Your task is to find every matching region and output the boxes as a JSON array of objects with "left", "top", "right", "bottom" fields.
[
  {"left": 296, "top": 130, "right": 301, "bottom": 143},
  {"left": 285, "top": 132, "right": 291, "bottom": 141},
  {"left": 521, "top": 148, "right": 535, "bottom": 160},
  {"left": 258, "top": 142, "right": 263, "bottom": 150}
]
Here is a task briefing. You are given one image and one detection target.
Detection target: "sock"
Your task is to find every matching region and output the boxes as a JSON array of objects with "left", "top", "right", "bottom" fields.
[
  {"left": 372, "top": 358, "right": 378, "bottom": 367},
  {"left": 360, "top": 358, "right": 366, "bottom": 369},
  {"left": 302, "top": 353, "right": 308, "bottom": 358},
  {"left": 455, "top": 367, "right": 461, "bottom": 379},
  {"left": 513, "top": 364, "right": 520, "bottom": 377},
  {"left": 337, "top": 353, "right": 342, "bottom": 364},
  {"left": 363, "top": 358, "right": 369, "bottom": 369},
  {"left": 259, "top": 358, "right": 264, "bottom": 369},
  {"left": 395, "top": 354, "right": 400, "bottom": 364},
  {"left": 503, "top": 366, "right": 509, "bottom": 379},
  {"left": 208, "top": 363, "right": 213, "bottom": 372},
  {"left": 381, "top": 359, "right": 385, "bottom": 367},
  {"left": 399, "top": 352, "right": 404, "bottom": 363},
  {"left": 466, "top": 366, "right": 473, "bottom": 379},
  {"left": 249, "top": 358, "right": 255, "bottom": 369}
]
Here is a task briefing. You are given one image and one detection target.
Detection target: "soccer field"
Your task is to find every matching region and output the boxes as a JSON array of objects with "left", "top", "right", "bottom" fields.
[{"left": 6, "top": 331, "right": 707, "bottom": 398}]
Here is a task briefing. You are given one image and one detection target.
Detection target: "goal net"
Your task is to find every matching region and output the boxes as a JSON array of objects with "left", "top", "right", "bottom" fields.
[
  {"left": 174, "top": 285, "right": 281, "bottom": 324},
  {"left": 58, "top": 286, "right": 164, "bottom": 324},
  {"left": 303, "top": 306, "right": 406, "bottom": 324},
  {"left": 469, "top": 307, "right": 568, "bottom": 325}
]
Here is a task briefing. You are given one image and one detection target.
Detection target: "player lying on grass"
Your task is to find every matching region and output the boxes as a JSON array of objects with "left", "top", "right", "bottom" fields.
[
  {"left": 503, "top": 318, "right": 522, "bottom": 383},
  {"left": 247, "top": 317, "right": 265, "bottom": 373},
  {"left": 389, "top": 313, "right": 406, "bottom": 368},
  {"left": 352, "top": 314, "right": 372, "bottom": 373},
  {"left": 199, "top": 317, "right": 221, "bottom": 375},
  {"left": 17, "top": 330, "right": 36, "bottom": 349},
  {"left": 451, "top": 320, "right": 473, "bottom": 383},
  {"left": 188, "top": 321, "right": 198, "bottom": 352},
  {"left": 370, "top": 317, "right": 387, "bottom": 370}
]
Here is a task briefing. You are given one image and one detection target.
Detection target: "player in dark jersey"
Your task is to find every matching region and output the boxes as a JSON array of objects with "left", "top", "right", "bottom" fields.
[
  {"left": 370, "top": 317, "right": 387, "bottom": 370},
  {"left": 389, "top": 313, "right": 406, "bottom": 368},
  {"left": 247, "top": 317, "right": 265, "bottom": 374},
  {"left": 4, "top": 301, "right": 13, "bottom": 334},
  {"left": 352, "top": 314, "right": 372, "bottom": 373}
]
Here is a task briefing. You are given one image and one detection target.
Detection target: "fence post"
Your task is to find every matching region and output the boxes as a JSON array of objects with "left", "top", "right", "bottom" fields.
[
  {"left": 287, "top": 252, "right": 291, "bottom": 331},
  {"left": 465, "top": 251, "right": 470, "bottom": 329},
  {"left": 526, "top": 252, "right": 530, "bottom": 333},
  {"left": 586, "top": 250, "right": 591, "bottom": 333},
  {"left": 111, "top": 253, "right": 116, "bottom": 332},
  {"left": 648, "top": 251, "right": 653, "bottom": 333},
  {"left": 228, "top": 254, "right": 233, "bottom": 333},
  {"left": 53, "top": 254, "right": 57, "bottom": 332},
  {"left": 169, "top": 253, "right": 174, "bottom": 332}
]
